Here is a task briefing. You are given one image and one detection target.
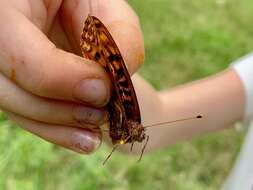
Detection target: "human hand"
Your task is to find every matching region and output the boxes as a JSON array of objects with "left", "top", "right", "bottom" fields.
[{"left": 0, "top": 0, "right": 144, "bottom": 154}]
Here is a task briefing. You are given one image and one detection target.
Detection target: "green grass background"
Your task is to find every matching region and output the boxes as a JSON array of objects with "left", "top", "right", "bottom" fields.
[{"left": 1, "top": 0, "right": 253, "bottom": 189}]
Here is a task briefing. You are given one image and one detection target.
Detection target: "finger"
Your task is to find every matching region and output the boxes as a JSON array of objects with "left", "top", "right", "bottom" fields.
[
  {"left": 6, "top": 111, "right": 102, "bottom": 154},
  {"left": 0, "top": 7, "right": 110, "bottom": 106},
  {"left": 0, "top": 73, "right": 105, "bottom": 126},
  {"left": 60, "top": 0, "right": 145, "bottom": 74}
]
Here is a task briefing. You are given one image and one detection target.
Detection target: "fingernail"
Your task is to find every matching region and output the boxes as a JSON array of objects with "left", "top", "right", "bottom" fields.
[
  {"left": 74, "top": 79, "right": 108, "bottom": 106},
  {"left": 73, "top": 106, "right": 105, "bottom": 124},
  {"left": 71, "top": 131, "right": 101, "bottom": 154}
]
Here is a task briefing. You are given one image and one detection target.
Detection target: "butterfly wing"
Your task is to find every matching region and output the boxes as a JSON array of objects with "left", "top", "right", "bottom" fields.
[{"left": 80, "top": 15, "right": 141, "bottom": 144}]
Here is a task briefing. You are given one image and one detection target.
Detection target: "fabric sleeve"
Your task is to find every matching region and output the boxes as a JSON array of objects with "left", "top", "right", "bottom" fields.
[{"left": 231, "top": 53, "right": 253, "bottom": 125}]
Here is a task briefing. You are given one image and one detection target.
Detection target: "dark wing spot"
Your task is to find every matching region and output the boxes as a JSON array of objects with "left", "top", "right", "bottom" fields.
[
  {"left": 95, "top": 52, "right": 101, "bottom": 61},
  {"left": 85, "top": 19, "right": 90, "bottom": 26},
  {"left": 108, "top": 54, "right": 121, "bottom": 62},
  {"left": 119, "top": 80, "right": 129, "bottom": 88},
  {"left": 95, "top": 23, "right": 102, "bottom": 28},
  {"left": 116, "top": 67, "right": 124, "bottom": 77},
  {"left": 123, "top": 89, "right": 131, "bottom": 96},
  {"left": 124, "top": 99, "right": 133, "bottom": 111},
  {"left": 82, "top": 27, "right": 88, "bottom": 33}
]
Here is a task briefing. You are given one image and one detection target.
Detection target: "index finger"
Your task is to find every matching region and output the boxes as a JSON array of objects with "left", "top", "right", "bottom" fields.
[
  {"left": 0, "top": 7, "right": 110, "bottom": 106},
  {"left": 60, "top": 0, "right": 145, "bottom": 74}
]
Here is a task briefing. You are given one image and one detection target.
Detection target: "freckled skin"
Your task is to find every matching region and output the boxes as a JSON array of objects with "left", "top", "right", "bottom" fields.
[{"left": 10, "top": 69, "right": 16, "bottom": 82}]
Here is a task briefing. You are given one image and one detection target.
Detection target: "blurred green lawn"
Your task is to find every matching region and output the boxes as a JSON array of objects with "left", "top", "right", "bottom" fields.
[{"left": 1, "top": 0, "right": 252, "bottom": 189}]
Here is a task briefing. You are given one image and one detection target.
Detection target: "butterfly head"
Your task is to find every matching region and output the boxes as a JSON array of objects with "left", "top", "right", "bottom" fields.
[{"left": 126, "top": 121, "right": 146, "bottom": 143}]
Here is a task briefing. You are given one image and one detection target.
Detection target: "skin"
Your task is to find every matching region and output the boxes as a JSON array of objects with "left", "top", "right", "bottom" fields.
[
  {"left": 0, "top": 0, "right": 144, "bottom": 154},
  {"left": 124, "top": 69, "right": 245, "bottom": 154}
]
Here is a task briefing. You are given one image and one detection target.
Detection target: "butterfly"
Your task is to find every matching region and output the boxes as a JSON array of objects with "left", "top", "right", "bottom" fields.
[
  {"left": 80, "top": 15, "right": 202, "bottom": 164},
  {"left": 80, "top": 15, "right": 148, "bottom": 163}
]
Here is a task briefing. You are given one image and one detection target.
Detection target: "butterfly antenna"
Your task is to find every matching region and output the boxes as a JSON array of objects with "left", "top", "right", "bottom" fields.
[
  {"left": 138, "top": 135, "right": 149, "bottom": 162},
  {"left": 144, "top": 114, "right": 203, "bottom": 129},
  {"left": 103, "top": 145, "right": 118, "bottom": 165}
]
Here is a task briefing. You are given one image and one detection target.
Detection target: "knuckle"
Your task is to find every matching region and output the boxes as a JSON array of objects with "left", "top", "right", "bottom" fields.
[
  {"left": 31, "top": 63, "right": 50, "bottom": 96},
  {"left": 32, "top": 47, "right": 60, "bottom": 97}
]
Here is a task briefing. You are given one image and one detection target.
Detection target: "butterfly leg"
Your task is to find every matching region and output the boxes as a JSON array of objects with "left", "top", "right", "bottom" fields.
[
  {"left": 103, "top": 144, "right": 118, "bottom": 165},
  {"left": 138, "top": 135, "right": 149, "bottom": 162},
  {"left": 130, "top": 142, "right": 135, "bottom": 152}
]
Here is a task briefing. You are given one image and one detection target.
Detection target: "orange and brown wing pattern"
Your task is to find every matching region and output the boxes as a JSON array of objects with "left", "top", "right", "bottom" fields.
[{"left": 80, "top": 15, "right": 141, "bottom": 144}]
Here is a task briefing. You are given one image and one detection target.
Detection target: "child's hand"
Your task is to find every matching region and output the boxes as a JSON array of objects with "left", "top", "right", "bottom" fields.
[{"left": 0, "top": 0, "right": 144, "bottom": 154}]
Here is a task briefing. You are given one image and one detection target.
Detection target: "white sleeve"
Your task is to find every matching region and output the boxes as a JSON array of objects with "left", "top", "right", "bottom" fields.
[{"left": 231, "top": 53, "right": 253, "bottom": 125}]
